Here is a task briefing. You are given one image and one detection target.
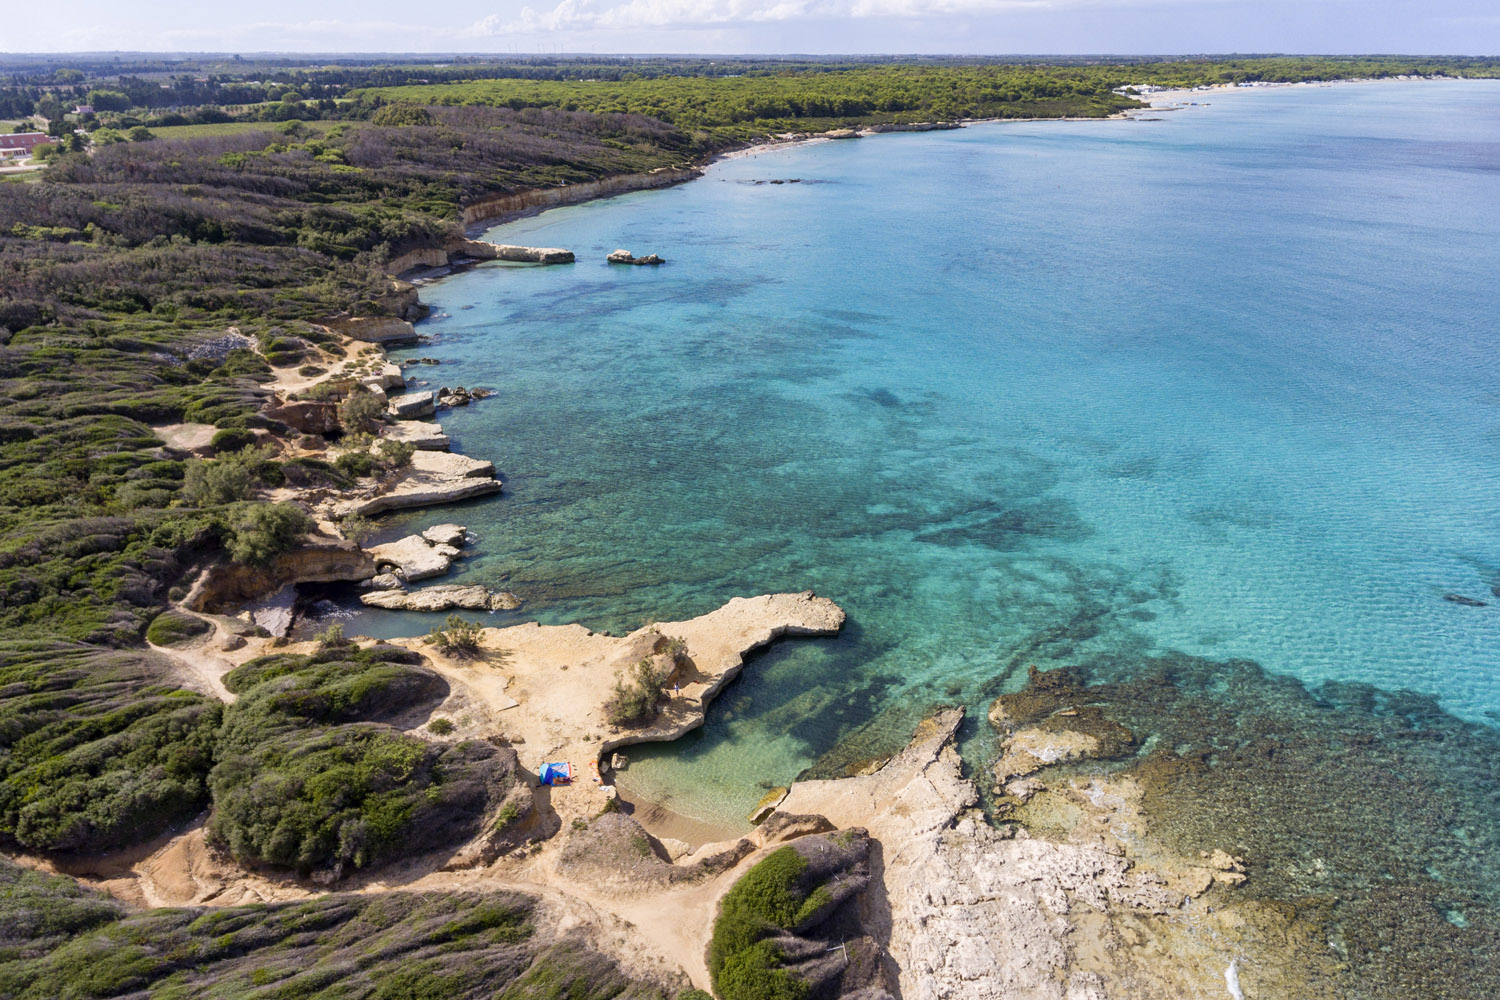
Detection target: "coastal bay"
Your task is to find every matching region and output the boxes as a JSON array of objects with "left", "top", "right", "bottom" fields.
[
  {"left": 299, "top": 79, "right": 1500, "bottom": 994},
  {"left": 4, "top": 54, "right": 1500, "bottom": 999}
]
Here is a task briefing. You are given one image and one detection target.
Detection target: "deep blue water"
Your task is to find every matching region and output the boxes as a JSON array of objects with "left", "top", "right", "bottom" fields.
[{"left": 349, "top": 81, "right": 1500, "bottom": 829}]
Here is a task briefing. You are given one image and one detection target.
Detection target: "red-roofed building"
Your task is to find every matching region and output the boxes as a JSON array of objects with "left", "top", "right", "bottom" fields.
[{"left": 0, "top": 132, "right": 49, "bottom": 159}]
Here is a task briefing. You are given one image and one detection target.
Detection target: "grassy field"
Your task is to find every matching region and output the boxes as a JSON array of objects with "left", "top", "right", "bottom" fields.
[{"left": 145, "top": 118, "right": 340, "bottom": 140}]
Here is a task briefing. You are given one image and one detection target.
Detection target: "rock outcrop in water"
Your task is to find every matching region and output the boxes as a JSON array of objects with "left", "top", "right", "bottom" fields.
[
  {"left": 382, "top": 419, "right": 450, "bottom": 450},
  {"left": 388, "top": 390, "right": 435, "bottom": 420},
  {"left": 366, "top": 532, "right": 462, "bottom": 582},
  {"left": 607, "top": 249, "right": 664, "bottom": 265},
  {"left": 861, "top": 121, "right": 962, "bottom": 133},
  {"left": 361, "top": 584, "right": 521, "bottom": 612},
  {"left": 452, "top": 239, "right": 574, "bottom": 264}
]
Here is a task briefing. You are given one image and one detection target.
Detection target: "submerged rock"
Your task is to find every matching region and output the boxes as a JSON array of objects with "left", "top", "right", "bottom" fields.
[
  {"left": 748, "top": 786, "right": 790, "bottom": 824},
  {"left": 1443, "top": 593, "right": 1488, "bottom": 607}
]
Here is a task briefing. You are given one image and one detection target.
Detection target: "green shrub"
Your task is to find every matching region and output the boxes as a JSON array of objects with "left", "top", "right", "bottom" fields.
[
  {"left": 181, "top": 450, "right": 255, "bottom": 505},
  {"left": 145, "top": 610, "right": 211, "bottom": 647},
  {"left": 708, "top": 846, "right": 829, "bottom": 1000},
  {"left": 0, "top": 642, "right": 222, "bottom": 853},
  {"left": 210, "top": 645, "right": 501, "bottom": 875},
  {"left": 0, "top": 878, "right": 560, "bottom": 999},
  {"left": 338, "top": 388, "right": 385, "bottom": 434},
  {"left": 603, "top": 657, "right": 669, "bottom": 727},
  {"left": 208, "top": 427, "right": 256, "bottom": 453},
  {"left": 427, "top": 615, "right": 483, "bottom": 658},
  {"left": 315, "top": 621, "right": 348, "bottom": 650},
  {"left": 280, "top": 456, "right": 349, "bottom": 488},
  {"left": 339, "top": 512, "right": 375, "bottom": 542},
  {"left": 376, "top": 437, "right": 415, "bottom": 469},
  {"left": 716, "top": 940, "right": 808, "bottom": 1000},
  {"left": 372, "top": 103, "right": 435, "bottom": 127},
  {"left": 334, "top": 450, "right": 375, "bottom": 479},
  {"left": 225, "top": 501, "right": 312, "bottom": 566},
  {"left": 427, "top": 717, "right": 455, "bottom": 736}
]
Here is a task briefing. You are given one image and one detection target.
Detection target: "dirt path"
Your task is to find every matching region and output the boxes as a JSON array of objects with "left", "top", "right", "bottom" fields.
[{"left": 147, "top": 616, "right": 242, "bottom": 703}]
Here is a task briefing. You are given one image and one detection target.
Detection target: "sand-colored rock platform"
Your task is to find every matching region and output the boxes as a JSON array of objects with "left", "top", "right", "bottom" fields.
[{"left": 334, "top": 450, "right": 502, "bottom": 516}]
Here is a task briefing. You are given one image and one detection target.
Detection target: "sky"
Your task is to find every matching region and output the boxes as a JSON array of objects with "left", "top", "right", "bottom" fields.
[{"left": 6, "top": 0, "right": 1500, "bottom": 55}]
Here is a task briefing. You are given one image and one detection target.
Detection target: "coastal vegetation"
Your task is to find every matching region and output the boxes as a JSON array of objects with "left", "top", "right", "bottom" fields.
[
  {"left": 427, "top": 614, "right": 484, "bottom": 657},
  {"left": 144, "top": 608, "right": 212, "bottom": 646},
  {"left": 605, "top": 657, "right": 672, "bottom": 726},
  {"left": 0, "top": 855, "right": 674, "bottom": 1000},
  {"left": 708, "top": 847, "right": 816, "bottom": 999},
  {"left": 0, "top": 93, "right": 688, "bottom": 862},
  {"left": 210, "top": 642, "right": 505, "bottom": 875},
  {"left": 0, "top": 642, "right": 221, "bottom": 853},
  {"left": 350, "top": 56, "right": 1500, "bottom": 142}
]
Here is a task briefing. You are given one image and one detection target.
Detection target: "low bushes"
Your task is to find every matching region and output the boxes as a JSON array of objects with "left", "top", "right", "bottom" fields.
[
  {"left": 604, "top": 657, "right": 670, "bottom": 727},
  {"left": 210, "top": 643, "right": 504, "bottom": 875},
  {"left": 428, "top": 614, "right": 483, "bottom": 658},
  {"left": 223, "top": 501, "right": 312, "bottom": 566},
  {"left": 0, "top": 641, "right": 222, "bottom": 853},
  {"left": 144, "top": 609, "right": 210, "bottom": 647},
  {"left": 707, "top": 846, "right": 829, "bottom": 1000}
]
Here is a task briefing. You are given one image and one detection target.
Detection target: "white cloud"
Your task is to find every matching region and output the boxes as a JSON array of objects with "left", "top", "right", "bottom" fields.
[{"left": 466, "top": 0, "right": 1256, "bottom": 36}]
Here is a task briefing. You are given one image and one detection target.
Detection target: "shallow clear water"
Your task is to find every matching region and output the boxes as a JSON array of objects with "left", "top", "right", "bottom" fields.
[{"left": 348, "top": 80, "right": 1500, "bottom": 830}]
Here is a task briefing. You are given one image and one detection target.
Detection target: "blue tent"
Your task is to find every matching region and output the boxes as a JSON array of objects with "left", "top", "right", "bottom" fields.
[{"left": 540, "top": 762, "right": 573, "bottom": 786}]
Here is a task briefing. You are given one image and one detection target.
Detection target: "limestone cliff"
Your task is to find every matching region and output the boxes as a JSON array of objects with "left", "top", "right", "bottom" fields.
[
  {"left": 459, "top": 167, "right": 702, "bottom": 228},
  {"left": 187, "top": 536, "right": 377, "bottom": 613},
  {"left": 323, "top": 316, "right": 419, "bottom": 345}
]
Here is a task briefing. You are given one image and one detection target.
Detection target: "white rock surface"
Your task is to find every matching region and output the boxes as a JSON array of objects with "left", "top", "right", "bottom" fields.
[
  {"left": 454, "top": 239, "right": 574, "bottom": 264},
  {"left": 335, "top": 450, "right": 502, "bottom": 516},
  {"left": 366, "top": 534, "right": 461, "bottom": 581},
  {"left": 360, "top": 585, "right": 521, "bottom": 611},
  {"left": 777, "top": 710, "right": 1179, "bottom": 1000},
  {"left": 421, "top": 523, "right": 468, "bottom": 547},
  {"left": 388, "top": 391, "right": 435, "bottom": 420},
  {"left": 382, "top": 419, "right": 450, "bottom": 451}
]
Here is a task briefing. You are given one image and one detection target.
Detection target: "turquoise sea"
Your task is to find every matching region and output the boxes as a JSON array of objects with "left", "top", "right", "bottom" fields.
[{"left": 338, "top": 82, "right": 1500, "bottom": 939}]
